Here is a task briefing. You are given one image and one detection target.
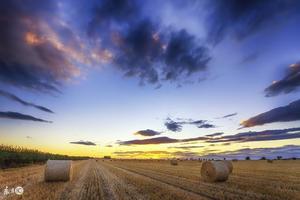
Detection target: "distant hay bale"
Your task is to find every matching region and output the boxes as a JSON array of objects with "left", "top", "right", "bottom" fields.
[
  {"left": 44, "top": 160, "right": 72, "bottom": 182},
  {"left": 267, "top": 159, "right": 273, "bottom": 163},
  {"left": 223, "top": 160, "right": 233, "bottom": 173},
  {"left": 170, "top": 160, "right": 178, "bottom": 165},
  {"left": 201, "top": 161, "right": 229, "bottom": 182}
]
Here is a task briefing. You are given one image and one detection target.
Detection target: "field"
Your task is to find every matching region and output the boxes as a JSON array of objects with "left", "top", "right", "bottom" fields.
[{"left": 0, "top": 160, "right": 299, "bottom": 200}]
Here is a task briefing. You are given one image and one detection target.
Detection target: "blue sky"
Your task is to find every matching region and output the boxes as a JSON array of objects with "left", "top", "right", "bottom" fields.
[{"left": 0, "top": 0, "right": 300, "bottom": 159}]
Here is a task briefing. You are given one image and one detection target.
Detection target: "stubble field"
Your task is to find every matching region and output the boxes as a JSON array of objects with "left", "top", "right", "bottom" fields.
[{"left": 0, "top": 159, "right": 299, "bottom": 200}]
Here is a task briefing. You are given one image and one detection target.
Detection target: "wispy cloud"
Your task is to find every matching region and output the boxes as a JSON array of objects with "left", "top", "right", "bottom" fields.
[
  {"left": 119, "top": 127, "right": 300, "bottom": 145},
  {"left": 0, "top": 111, "right": 51, "bottom": 123},
  {"left": 0, "top": 90, "right": 54, "bottom": 113},
  {"left": 202, "top": 145, "right": 300, "bottom": 160},
  {"left": 205, "top": 0, "right": 300, "bottom": 45},
  {"left": 220, "top": 113, "right": 237, "bottom": 119},
  {"left": 70, "top": 140, "right": 96, "bottom": 146},
  {"left": 205, "top": 132, "right": 224, "bottom": 137},
  {"left": 265, "top": 62, "right": 300, "bottom": 97},
  {"left": 168, "top": 145, "right": 204, "bottom": 150},
  {"left": 119, "top": 136, "right": 179, "bottom": 145},
  {"left": 134, "top": 129, "right": 161, "bottom": 137},
  {"left": 0, "top": 1, "right": 84, "bottom": 92},
  {"left": 241, "top": 99, "right": 300, "bottom": 128},
  {"left": 114, "top": 145, "right": 300, "bottom": 159}
]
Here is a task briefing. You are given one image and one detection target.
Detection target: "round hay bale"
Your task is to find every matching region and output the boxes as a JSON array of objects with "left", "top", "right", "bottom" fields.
[
  {"left": 267, "top": 159, "right": 273, "bottom": 163},
  {"left": 170, "top": 160, "right": 178, "bottom": 165},
  {"left": 44, "top": 160, "right": 72, "bottom": 182},
  {"left": 223, "top": 160, "right": 233, "bottom": 173},
  {"left": 201, "top": 161, "right": 229, "bottom": 182}
]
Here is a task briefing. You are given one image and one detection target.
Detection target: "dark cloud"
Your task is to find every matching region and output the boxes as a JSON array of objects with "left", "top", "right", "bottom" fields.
[
  {"left": 164, "top": 118, "right": 182, "bottom": 132},
  {"left": 113, "top": 19, "right": 162, "bottom": 85},
  {"left": 220, "top": 113, "right": 237, "bottom": 119},
  {"left": 165, "top": 117, "right": 215, "bottom": 132},
  {"left": 163, "top": 30, "right": 211, "bottom": 81},
  {"left": 265, "top": 63, "right": 300, "bottom": 97},
  {"left": 113, "top": 150, "right": 169, "bottom": 157},
  {"left": 70, "top": 140, "right": 96, "bottom": 146},
  {"left": 208, "top": 127, "right": 300, "bottom": 143},
  {"left": 222, "top": 143, "right": 231, "bottom": 146},
  {"left": 134, "top": 129, "right": 161, "bottom": 137},
  {"left": 206, "top": 132, "right": 224, "bottom": 137},
  {"left": 206, "top": 0, "right": 300, "bottom": 45},
  {"left": 115, "top": 145, "right": 300, "bottom": 159},
  {"left": 0, "top": 111, "right": 51, "bottom": 123},
  {"left": 119, "top": 136, "right": 179, "bottom": 145},
  {"left": 0, "top": 90, "right": 54, "bottom": 113},
  {"left": 202, "top": 145, "right": 300, "bottom": 160},
  {"left": 88, "top": 0, "right": 211, "bottom": 86},
  {"left": 198, "top": 124, "right": 215, "bottom": 128},
  {"left": 241, "top": 99, "right": 300, "bottom": 128},
  {"left": 119, "top": 127, "right": 300, "bottom": 145},
  {"left": 0, "top": 0, "right": 83, "bottom": 92},
  {"left": 168, "top": 145, "right": 204, "bottom": 150}
]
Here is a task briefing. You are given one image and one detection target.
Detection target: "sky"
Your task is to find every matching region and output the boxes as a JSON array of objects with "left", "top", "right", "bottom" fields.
[{"left": 0, "top": 0, "right": 300, "bottom": 159}]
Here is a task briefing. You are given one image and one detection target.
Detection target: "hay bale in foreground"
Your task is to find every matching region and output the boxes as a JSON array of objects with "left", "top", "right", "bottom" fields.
[
  {"left": 170, "top": 160, "right": 178, "bottom": 165},
  {"left": 44, "top": 160, "right": 72, "bottom": 182},
  {"left": 201, "top": 161, "right": 229, "bottom": 182},
  {"left": 223, "top": 160, "right": 233, "bottom": 173},
  {"left": 267, "top": 159, "right": 273, "bottom": 163}
]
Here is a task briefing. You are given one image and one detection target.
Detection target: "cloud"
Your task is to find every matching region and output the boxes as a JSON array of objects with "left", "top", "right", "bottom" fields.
[
  {"left": 119, "top": 136, "right": 179, "bottom": 145},
  {"left": 0, "top": 90, "right": 54, "bottom": 113},
  {"left": 0, "top": 111, "right": 51, "bottom": 123},
  {"left": 115, "top": 145, "right": 300, "bottom": 159},
  {"left": 222, "top": 143, "right": 231, "bottom": 146},
  {"left": 88, "top": 0, "right": 211, "bottom": 86},
  {"left": 164, "top": 118, "right": 182, "bottom": 132},
  {"left": 113, "top": 150, "right": 170, "bottom": 157},
  {"left": 134, "top": 129, "right": 161, "bottom": 137},
  {"left": 168, "top": 145, "right": 204, "bottom": 150},
  {"left": 0, "top": 1, "right": 91, "bottom": 92},
  {"left": 119, "top": 127, "right": 300, "bottom": 145},
  {"left": 205, "top": 0, "right": 300, "bottom": 45},
  {"left": 220, "top": 113, "right": 237, "bottom": 119},
  {"left": 241, "top": 99, "right": 300, "bottom": 128},
  {"left": 1, "top": 0, "right": 212, "bottom": 90},
  {"left": 70, "top": 140, "right": 96, "bottom": 146},
  {"left": 163, "top": 30, "right": 211, "bottom": 81},
  {"left": 206, "top": 132, "right": 224, "bottom": 137},
  {"left": 198, "top": 124, "right": 215, "bottom": 128},
  {"left": 164, "top": 117, "right": 215, "bottom": 132},
  {"left": 208, "top": 127, "right": 300, "bottom": 143},
  {"left": 265, "top": 62, "right": 300, "bottom": 97},
  {"left": 202, "top": 145, "right": 300, "bottom": 160}
]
